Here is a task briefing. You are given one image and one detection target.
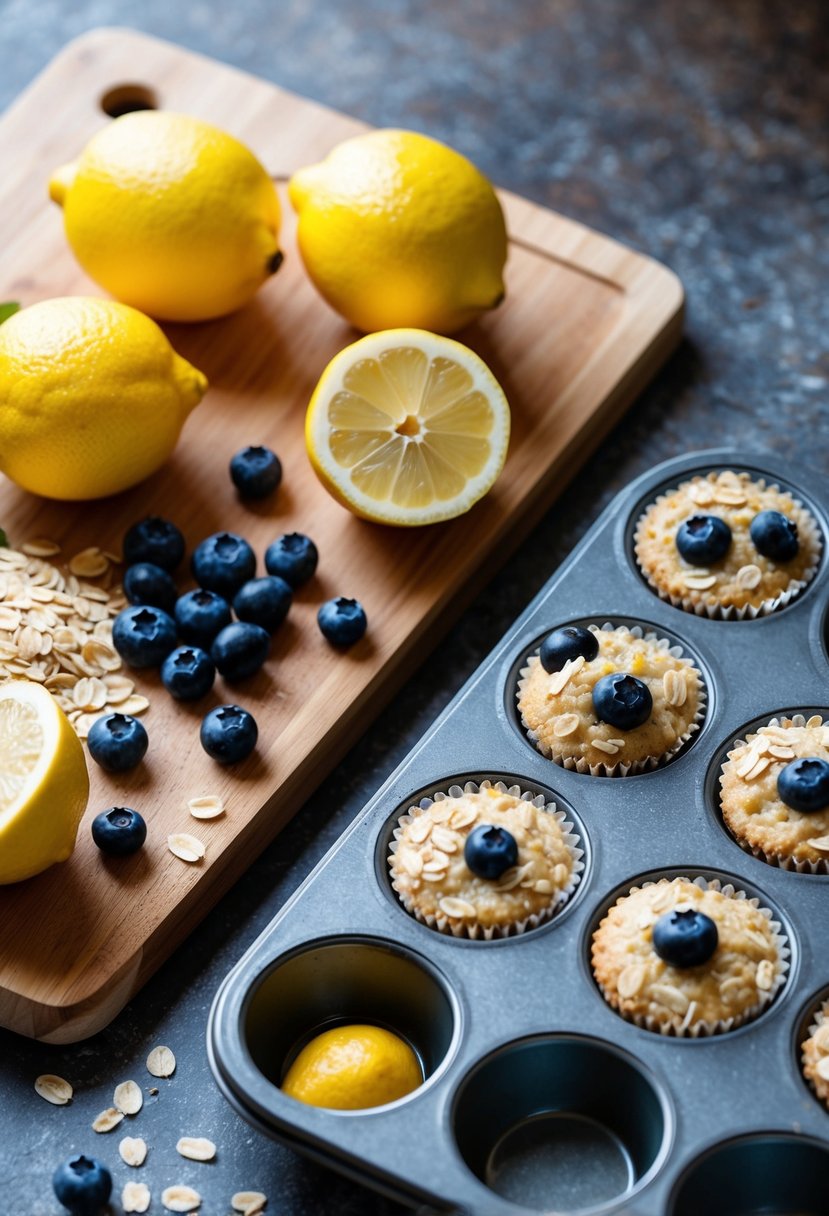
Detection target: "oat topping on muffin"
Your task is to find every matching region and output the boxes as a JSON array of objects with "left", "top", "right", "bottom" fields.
[
  {"left": 517, "top": 624, "right": 703, "bottom": 775},
  {"left": 634, "top": 469, "right": 820, "bottom": 618},
  {"left": 591, "top": 877, "right": 786, "bottom": 1036},
  {"left": 720, "top": 715, "right": 829, "bottom": 871},
  {"left": 388, "top": 781, "right": 582, "bottom": 938},
  {"left": 801, "top": 1000, "right": 829, "bottom": 1109}
]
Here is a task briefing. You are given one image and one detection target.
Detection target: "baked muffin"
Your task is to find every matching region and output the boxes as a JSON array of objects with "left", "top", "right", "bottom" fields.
[
  {"left": 388, "top": 780, "right": 583, "bottom": 939},
  {"left": 801, "top": 999, "right": 829, "bottom": 1110},
  {"left": 634, "top": 468, "right": 820, "bottom": 618},
  {"left": 591, "top": 876, "right": 788, "bottom": 1036},
  {"left": 719, "top": 714, "right": 829, "bottom": 873},
  {"left": 516, "top": 622, "right": 704, "bottom": 776}
]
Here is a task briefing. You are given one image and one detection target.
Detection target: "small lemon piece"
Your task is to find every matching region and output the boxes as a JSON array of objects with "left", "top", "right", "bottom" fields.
[
  {"left": 0, "top": 680, "right": 89, "bottom": 884},
  {"left": 0, "top": 297, "right": 206, "bottom": 500},
  {"left": 289, "top": 129, "right": 507, "bottom": 334},
  {"left": 305, "top": 328, "right": 510, "bottom": 525},
  {"left": 281, "top": 1024, "right": 422, "bottom": 1110},
  {"left": 49, "top": 111, "right": 282, "bottom": 321}
]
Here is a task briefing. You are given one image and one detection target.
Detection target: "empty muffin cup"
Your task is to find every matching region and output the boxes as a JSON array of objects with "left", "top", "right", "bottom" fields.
[
  {"left": 670, "top": 1132, "right": 829, "bottom": 1215},
  {"left": 452, "top": 1034, "right": 671, "bottom": 1212}
]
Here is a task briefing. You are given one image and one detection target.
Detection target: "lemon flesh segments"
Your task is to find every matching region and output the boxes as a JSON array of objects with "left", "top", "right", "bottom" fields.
[
  {"left": 0, "top": 696, "right": 48, "bottom": 825},
  {"left": 306, "top": 330, "right": 510, "bottom": 525}
]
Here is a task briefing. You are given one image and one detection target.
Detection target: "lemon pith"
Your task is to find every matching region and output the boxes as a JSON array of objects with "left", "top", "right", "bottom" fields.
[
  {"left": 306, "top": 329, "right": 510, "bottom": 525},
  {"left": 289, "top": 128, "right": 507, "bottom": 334},
  {"left": 49, "top": 110, "right": 282, "bottom": 322},
  {"left": 281, "top": 1023, "right": 423, "bottom": 1110},
  {"left": 0, "top": 297, "right": 207, "bottom": 500},
  {"left": 0, "top": 681, "right": 89, "bottom": 885}
]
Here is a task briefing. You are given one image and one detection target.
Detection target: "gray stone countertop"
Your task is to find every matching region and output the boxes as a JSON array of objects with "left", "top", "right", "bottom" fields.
[{"left": 0, "top": 0, "right": 827, "bottom": 1212}]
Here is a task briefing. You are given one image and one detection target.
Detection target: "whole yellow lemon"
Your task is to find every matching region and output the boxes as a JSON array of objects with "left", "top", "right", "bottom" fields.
[
  {"left": 49, "top": 111, "right": 282, "bottom": 321},
  {"left": 281, "top": 1023, "right": 423, "bottom": 1110},
  {"left": 289, "top": 129, "right": 507, "bottom": 334},
  {"left": 0, "top": 297, "right": 207, "bottom": 500},
  {"left": 0, "top": 680, "right": 89, "bottom": 884}
]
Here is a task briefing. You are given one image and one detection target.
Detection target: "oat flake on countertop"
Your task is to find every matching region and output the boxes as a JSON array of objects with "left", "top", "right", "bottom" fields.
[
  {"left": 168, "top": 833, "right": 206, "bottom": 863},
  {"left": 34, "top": 1074, "right": 72, "bottom": 1104},
  {"left": 114, "top": 1079, "right": 143, "bottom": 1114},
  {"left": 92, "top": 1106, "right": 124, "bottom": 1133},
  {"left": 188, "top": 794, "right": 225, "bottom": 819},
  {"left": 146, "top": 1045, "right": 176, "bottom": 1077},
  {"left": 119, "top": 1135, "right": 148, "bottom": 1166},
  {"left": 122, "top": 1180, "right": 151, "bottom": 1212},
  {"left": 232, "top": 1193, "right": 267, "bottom": 1214},
  {"left": 176, "top": 1136, "right": 216, "bottom": 1161},
  {"left": 161, "top": 1184, "right": 201, "bottom": 1211}
]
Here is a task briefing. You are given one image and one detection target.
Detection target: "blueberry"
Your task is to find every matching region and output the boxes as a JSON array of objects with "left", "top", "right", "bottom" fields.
[
  {"left": 91, "top": 806, "right": 147, "bottom": 857},
  {"left": 174, "top": 588, "right": 232, "bottom": 647},
  {"left": 675, "top": 514, "right": 732, "bottom": 566},
  {"left": 317, "top": 597, "right": 367, "bottom": 647},
  {"left": 230, "top": 445, "right": 282, "bottom": 499},
  {"left": 211, "top": 621, "right": 270, "bottom": 681},
  {"left": 652, "top": 908, "right": 719, "bottom": 968},
  {"left": 539, "top": 625, "right": 599, "bottom": 674},
  {"left": 264, "top": 532, "right": 318, "bottom": 588},
  {"left": 123, "top": 562, "right": 177, "bottom": 614},
  {"left": 233, "top": 576, "right": 292, "bottom": 633},
  {"left": 464, "top": 824, "right": 519, "bottom": 880},
  {"left": 592, "top": 673, "right": 652, "bottom": 730},
  {"left": 123, "top": 516, "right": 185, "bottom": 571},
  {"left": 191, "top": 531, "right": 256, "bottom": 598},
  {"left": 53, "top": 1154, "right": 112, "bottom": 1214},
  {"left": 112, "top": 604, "right": 177, "bottom": 668},
  {"left": 750, "top": 509, "right": 799, "bottom": 562},
  {"left": 161, "top": 645, "right": 215, "bottom": 700},
  {"left": 87, "top": 713, "right": 148, "bottom": 772},
  {"left": 777, "top": 757, "right": 829, "bottom": 813},
  {"left": 200, "top": 703, "right": 258, "bottom": 763}
]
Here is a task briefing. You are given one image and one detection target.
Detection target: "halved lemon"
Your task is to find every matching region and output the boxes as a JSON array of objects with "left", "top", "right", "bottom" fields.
[
  {"left": 305, "top": 329, "right": 510, "bottom": 525},
  {"left": 0, "top": 680, "right": 89, "bottom": 884}
]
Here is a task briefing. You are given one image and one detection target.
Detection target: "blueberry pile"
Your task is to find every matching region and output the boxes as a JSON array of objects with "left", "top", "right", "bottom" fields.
[{"left": 103, "top": 515, "right": 368, "bottom": 777}]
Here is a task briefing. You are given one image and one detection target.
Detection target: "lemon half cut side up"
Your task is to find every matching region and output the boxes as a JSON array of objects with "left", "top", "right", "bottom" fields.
[
  {"left": 0, "top": 680, "right": 89, "bottom": 884},
  {"left": 305, "top": 329, "right": 511, "bottom": 526}
]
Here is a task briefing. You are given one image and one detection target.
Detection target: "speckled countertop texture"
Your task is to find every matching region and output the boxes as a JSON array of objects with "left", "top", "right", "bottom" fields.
[{"left": 1, "top": 0, "right": 827, "bottom": 1212}]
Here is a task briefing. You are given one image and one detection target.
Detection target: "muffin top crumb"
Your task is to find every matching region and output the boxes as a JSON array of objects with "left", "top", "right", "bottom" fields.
[
  {"left": 802, "top": 1000, "right": 829, "bottom": 1109},
  {"left": 634, "top": 469, "right": 819, "bottom": 614},
  {"left": 517, "top": 624, "right": 702, "bottom": 772},
  {"left": 389, "top": 785, "right": 579, "bottom": 934},
  {"left": 591, "top": 877, "right": 784, "bottom": 1034},
  {"left": 720, "top": 716, "right": 829, "bottom": 868}
]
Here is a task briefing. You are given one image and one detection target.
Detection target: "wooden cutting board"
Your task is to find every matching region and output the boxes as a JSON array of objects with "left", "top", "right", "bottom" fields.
[{"left": 0, "top": 29, "right": 683, "bottom": 1042}]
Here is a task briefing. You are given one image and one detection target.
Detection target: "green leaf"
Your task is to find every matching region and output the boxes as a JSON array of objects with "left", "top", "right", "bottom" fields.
[
  {"left": 0, "top": 529, "right": 7, "bottom": 548},
  {"left": 0, "top": 302, "right": 20, "bottom": 325}
]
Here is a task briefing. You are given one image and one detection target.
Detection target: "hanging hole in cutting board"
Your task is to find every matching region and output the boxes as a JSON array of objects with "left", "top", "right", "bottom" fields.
[{"left": 100, "top": 84, "right": 158, "bottom": 117}]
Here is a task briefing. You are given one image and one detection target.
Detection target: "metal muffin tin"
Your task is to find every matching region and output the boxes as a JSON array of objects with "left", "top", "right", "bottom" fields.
[{"left": 208, "top": 449, "right": 829, "bottom": 1214}]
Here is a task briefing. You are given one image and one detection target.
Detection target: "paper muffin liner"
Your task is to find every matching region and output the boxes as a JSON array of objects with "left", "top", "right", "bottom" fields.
[
  {"left": 719, "top": 714, "right": 829, "bottom": 875},
  {"left": 593, "top": 876, "right": 790, "bottom": 1038},
  {"left": 801, "top": 998, "right": 829, "bottom": 1107},
  {"left": 633, "top": 476, "right": 822, "bottom": 620},
  {"left": 387, "top": 778, "right": 585, "bottom": 940},
  {"left": 516, "top": 622, "right": 707, "bottom": 777}
]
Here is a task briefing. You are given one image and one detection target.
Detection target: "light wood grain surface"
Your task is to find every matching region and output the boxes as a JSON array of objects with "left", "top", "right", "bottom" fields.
[{"left": 0, "top": 28, "right": 683, "bottom": 1042}]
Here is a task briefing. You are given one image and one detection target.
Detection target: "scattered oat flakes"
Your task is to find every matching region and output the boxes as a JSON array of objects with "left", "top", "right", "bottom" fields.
[
  {"left": 232, "top": 1192, "right": 267, "bottom": 1214},
  {"left": 122, "top": 1181, "right": 151, "bottom": 1213},
  {"left": 408, "top": 815, "right": 433, "bottom": 842},
  {"left": 176, "top": 1136, "right": 217, "bottom": 1161},
  {"left": 161, "top": 1184, "right": 202, "bottom": 1211},
  {"left": 119, "top": 1135, "right": 148, "bottom": 1166},
  {"left": 188, "top": 795, "right": 225, "bottom": 820},
  {"left": 114, "top": 1079, "right": 144, "bottom": 1115},
  {"left": 547, "top": 654, "right": 585, "bottom": 695},
  {"left": 650, "top": 983, "right": 690, "bottom": 1015},
  {"left": 69, "top": 546, "right": 109, "bottom": 578},
  {"left": 168, "top": 833, "right": 206, "bottom": 863},
  {"left": 617, "top": 964, "right": 647, "bottom": 999},
  {"left": 22, "top": 538, "right": 61, "bottom": 558},
  {"left": 438, "top": 896, "right": 476, "bottom": 919},
  {"left": 431, "top": 826, "right": 458, "bottom": 853},
  {"left": 147, "top": 1045, "right": 177, "bottom": 1078},
  {"left": 662, "top": 669, "right": 687, "bottom": 707},
  {"left": 814, "top": 1024, "right": 829, "bottom": 1053},
  {"left": 713, "top": 487, "right": 747, "bottom": 507},
  {"left": 817, "top": 1057, "right": 829, "bottom": 1083},
  {"left": 688, "top": 482, "right": 714, "bottom": 506},
  {"left": 756, "top": 960, "right": 775, "bottom": 991},
  {"left": 809, "top": 835, "right": 829, "bottom": 853},
  {"left": 92, "top": 1106, "right": 125, "bottom": 1133},
  {"left": 398, "top": 848, "right": 423, "bottom": 878},
  {"left": 681, "top": 573, "right": 717, "bottom": 591},
  {"left": 121, "top": 693, "right": 150, "bottom": 715},
  {"left": 735, "top": 564, "right": 762, "bottom": 590},
  {"left": 592, "top": 739, "right": 620, "bottom": 755},
  {"left": 549, "top": 711, "right": 579, "bottom": 739},
  {"left": 34, "top": 1074, "right": 73, "bottom": 1105}
]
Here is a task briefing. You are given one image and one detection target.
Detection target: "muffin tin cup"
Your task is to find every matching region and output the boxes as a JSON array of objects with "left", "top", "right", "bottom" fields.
[
  {"left": 632, "top": 470, "right": 823, "bottom": 620},
  {"left": 209, "top": 449, "right": 829, "bottom": 1215},
  {"left": 714, "top": 711, "right": 829, "bottom": 875},
  {"left": 515, "top": 621, "right": 708, "bottom": 776},
  {"left": 387, "top": 778, "right": 585, "bottom": 939},
  {"left": 668, "top": 1132, "right": 829, "bottom": 1215}
]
